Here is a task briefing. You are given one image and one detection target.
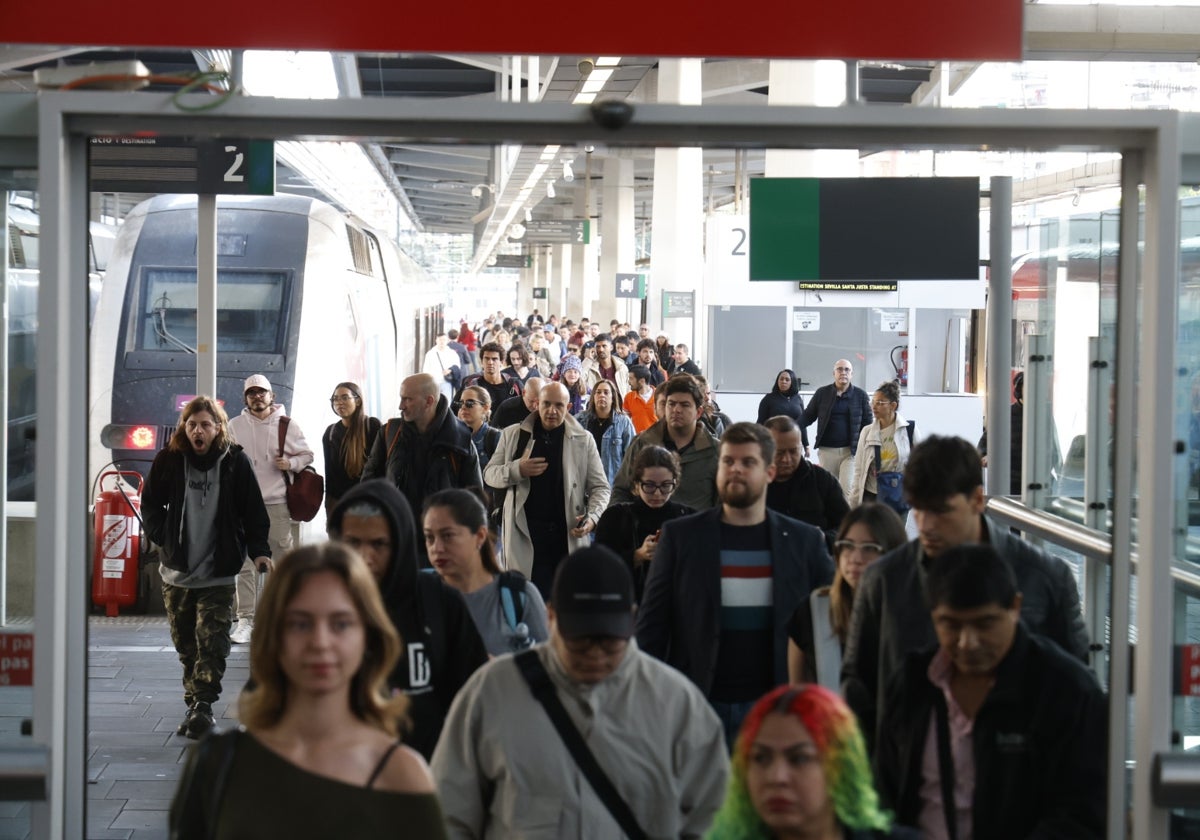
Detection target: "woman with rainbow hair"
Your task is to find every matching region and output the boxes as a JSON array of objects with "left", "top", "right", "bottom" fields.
[{"left": 707, "top": 684, "right": 918, "bottom": 840}]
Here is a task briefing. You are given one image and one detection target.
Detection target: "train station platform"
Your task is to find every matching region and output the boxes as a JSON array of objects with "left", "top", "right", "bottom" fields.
[{"left": 2, "top": 617, "right": 244, "bottom": 840}]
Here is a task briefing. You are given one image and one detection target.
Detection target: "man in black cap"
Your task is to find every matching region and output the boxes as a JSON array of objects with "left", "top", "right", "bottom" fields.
[{"left": 432, "top": 546, "right": 729, "bottom": 839}]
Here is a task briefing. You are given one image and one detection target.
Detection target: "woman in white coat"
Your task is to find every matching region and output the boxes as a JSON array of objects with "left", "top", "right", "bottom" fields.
[{"left": 848, "top": 380, "right": 919, "bottom": 513}]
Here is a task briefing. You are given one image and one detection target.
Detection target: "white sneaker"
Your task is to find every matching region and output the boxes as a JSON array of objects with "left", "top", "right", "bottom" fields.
[{"left": 230, "top": 618, "right": 252, "bottom": 644}]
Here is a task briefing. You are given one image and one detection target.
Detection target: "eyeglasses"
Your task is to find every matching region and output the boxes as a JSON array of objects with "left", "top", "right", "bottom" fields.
[
  {"left": 330, "top": 395, "right": 356, "bottom": 404},
  {"left": 562, "top": 635, "right": 628, "bottom": 655},
  {"left": 460, "top": 400, "right": 484, "bottom": 409},
  {"left": 245, "top": 388, "right": 268, "bottom": 397},
  {"left": 834, "top": 540, "right": 885, "bottom": 557},
  {"left": 638, "top": 480, "right": 677, "bottom": 495}
]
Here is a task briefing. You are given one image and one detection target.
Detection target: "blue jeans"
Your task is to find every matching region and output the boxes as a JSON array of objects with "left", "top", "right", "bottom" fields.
[{"left": 711, "top": 700, "right": 757, "bottom": 752}]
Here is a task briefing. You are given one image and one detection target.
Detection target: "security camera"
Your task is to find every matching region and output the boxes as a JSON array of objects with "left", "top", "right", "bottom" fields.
[
  {"left": 578, "top": 58, "right": 596, "bottom": 76},
  {"left": 591, "top": 99, "right": 635, "bottom": 131}
]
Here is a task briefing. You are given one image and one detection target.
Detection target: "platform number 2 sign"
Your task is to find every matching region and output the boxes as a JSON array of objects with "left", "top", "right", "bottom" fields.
[{"left": 224, "top": 146, "right": 245, "bottom": 183}]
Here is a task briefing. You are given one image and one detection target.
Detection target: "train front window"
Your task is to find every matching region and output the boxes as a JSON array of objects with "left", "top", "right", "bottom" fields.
[{"left": 138, "top": 269, "right": 287, "bottom": 353}]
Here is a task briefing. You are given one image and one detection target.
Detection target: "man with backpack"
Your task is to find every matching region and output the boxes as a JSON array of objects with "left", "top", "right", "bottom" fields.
[
  {"left": 362, "top": 373, "right": 483, "bottom": 563},
  {"left": 328, "top": 479, "right": 488, "bottom": 759}
]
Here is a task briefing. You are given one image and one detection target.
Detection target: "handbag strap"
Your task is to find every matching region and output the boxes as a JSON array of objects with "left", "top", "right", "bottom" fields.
[
  {"left": 808, "top": 590, "right": 842, "bottom": 691},
  {"left": 934, "top": 696, "right": 959, "bottom": 840},
  {"left": 514, "top": 650, "right": 648, "bottom": 840},
  {"left": 277, "top": 416, "right": 292, "bottom": 487}
]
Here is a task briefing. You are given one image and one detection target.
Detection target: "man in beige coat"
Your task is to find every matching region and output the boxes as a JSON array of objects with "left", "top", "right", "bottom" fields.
[{"left": 485, "top": 382, "right": 610, "bottom": 593}]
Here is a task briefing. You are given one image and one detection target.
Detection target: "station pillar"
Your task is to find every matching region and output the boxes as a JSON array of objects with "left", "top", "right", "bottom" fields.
[
  {"left": 648, "top": 58, "right": 704, "bottom": 359},
  {"left": 765, "top": 61, "right": 857, "bottom": 176},
  {"left": 567, "top": 187, "right": 594, "bottom": 319},
  {"left": 552, "top": 219, "right": 572, "bottom": 321},
  {"left": 517, "top": 253, "right": 537, "bottom": 315},
  {"left": 596, "top": 154, "right": 636, "bottom": 329}
]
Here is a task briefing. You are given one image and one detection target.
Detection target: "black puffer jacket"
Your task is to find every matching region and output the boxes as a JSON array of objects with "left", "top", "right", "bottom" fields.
[
  {"left": 328, "top": 480, "right": 488, "bottom": 759},
  {"left": 142, "top": 443, "right": 270, "bottom": 576},
  {"left": 756, "top": 368, "right": 810, "bottom": 447},
  {"left": 361, "top": 395, "right": 483, "bottom": 521}
]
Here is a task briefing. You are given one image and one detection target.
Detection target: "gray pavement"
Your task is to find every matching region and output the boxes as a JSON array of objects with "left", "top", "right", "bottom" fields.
[{"left": 1, "top": 616, "right": 249, "bottom": 840}]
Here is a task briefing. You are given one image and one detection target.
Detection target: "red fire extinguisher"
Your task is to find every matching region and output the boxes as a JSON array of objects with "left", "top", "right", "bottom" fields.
[
  {"left": 891, "top": 344, "right": 909, "bottom": 387},
  {"left": 92, "top": 471, "right": 143, "bottom": 617}
]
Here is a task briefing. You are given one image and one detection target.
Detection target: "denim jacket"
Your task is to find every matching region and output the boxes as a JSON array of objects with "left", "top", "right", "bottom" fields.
[{"left": 577, "top": 411, "right": 635, "bottom": 485}]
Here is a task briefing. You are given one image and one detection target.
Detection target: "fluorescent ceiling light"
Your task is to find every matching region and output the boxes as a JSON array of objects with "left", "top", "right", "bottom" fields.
[
  {"left": 539, "top": 144, "right": 561, "bottom": 160},
  {"left": 573, "top": 92, "right": 597, "bottom": 105},
  {"left": 580, "top": 69, "right": 614, "bottom": 94},
  {"left": 596, "top": 57, "right": 621, "bottom": 67}
]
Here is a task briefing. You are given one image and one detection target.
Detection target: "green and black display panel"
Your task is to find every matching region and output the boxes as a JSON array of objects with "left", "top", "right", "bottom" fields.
[{"left": 749, "top": 177, "right": 979, "bottom": 288}]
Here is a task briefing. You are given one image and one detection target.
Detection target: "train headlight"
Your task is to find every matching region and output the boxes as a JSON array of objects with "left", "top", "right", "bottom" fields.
[{"left": 100, "top": 424, "right": 157, "bottom": 450}]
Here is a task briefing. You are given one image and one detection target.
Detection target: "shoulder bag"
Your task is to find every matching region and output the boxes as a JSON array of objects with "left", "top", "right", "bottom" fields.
[
  {"left": 873, "top": 420, "right": 915, "bottom": 516},
  {"left": 278, "top": 417, "right": 324, "bottom": 522},
  {"left": 514, "top": 650, "right": 648, "bottom": 840}
]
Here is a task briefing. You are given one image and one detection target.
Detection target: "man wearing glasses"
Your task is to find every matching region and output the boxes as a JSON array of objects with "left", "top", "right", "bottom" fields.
[
  {"left": 637, "top": 422, "right": 833, "bottom": 747},
  {"left": 433, "top": 546, "right": 729, "bottom": 838},
  {"left": 226, "top": 374, "right": 313, "bottom": 644},
  {"left": 802, "top": 358, "right": 874, "bottom": 498}
]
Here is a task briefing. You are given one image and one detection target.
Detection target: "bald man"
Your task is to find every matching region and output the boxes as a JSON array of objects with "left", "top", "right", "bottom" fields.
[
  {"left": 801, "top": 359, "right": 874, "bottom": 496},
  {"left": 485, "top": 381, "right": 610, "bottom": 592},
  {"left": 491, "top": 376, "right": 543, "bottom": 429},
  {"left": 363, "top": 373, "right": 483, "bottom": 556}
]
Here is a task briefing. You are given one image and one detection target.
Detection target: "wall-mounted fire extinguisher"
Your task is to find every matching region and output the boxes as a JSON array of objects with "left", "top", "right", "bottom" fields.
[{"left": 891, "top": 344, "right": 909, "bottom": 387}]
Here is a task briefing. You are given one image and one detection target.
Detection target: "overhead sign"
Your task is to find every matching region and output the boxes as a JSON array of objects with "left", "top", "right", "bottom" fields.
[
  {"left": 523, "top": 220, "right": 589, "bottom": 245},
  {"left": 750, "top": 177, "right": 979, "bottom": 288},
  {"left": 662, "top": 291, "right": 694, "bottom": 318},
  {"left": 491, "top": 254, "right": 531, "bottom": 269},
  {"left": 89, "top": 137, "right": 275, "bottom": 196},
  {"left": 615, "top": 273, "right": 646, "bottom": 300},
  {"left": 3, "top": 1, "right": 1022, "bottom": 60},
  {"left": 0, "top": 632, "right": 33, "bottom": 686}
]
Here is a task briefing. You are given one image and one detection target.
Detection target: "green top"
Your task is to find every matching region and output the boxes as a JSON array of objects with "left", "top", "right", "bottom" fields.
[{"left": 171, "top": 729, "right": 447, "bottom": 840}]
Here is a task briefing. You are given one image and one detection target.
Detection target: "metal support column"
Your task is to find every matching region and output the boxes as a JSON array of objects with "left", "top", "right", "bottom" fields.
[
  {"left": 0, "top": 193, "right": 8, "bottom": 626},
  {"left": 196, "top": 195, "right": 218, "bottom": 397},
  {"left": 1023, "top": 334, "right": 1053, "bottom": 518},
  {"left": 985, "top": 176, "right": 1012, "bottom": 499}
]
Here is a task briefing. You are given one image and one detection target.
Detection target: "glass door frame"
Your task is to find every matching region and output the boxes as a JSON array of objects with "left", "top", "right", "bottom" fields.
[{"left": 30, "top": 90, "right": 1184, "bottom": 839}]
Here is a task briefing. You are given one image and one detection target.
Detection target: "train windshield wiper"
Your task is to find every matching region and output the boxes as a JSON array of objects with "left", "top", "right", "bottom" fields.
[{"left": 151, "top": 293, "right": 196, "bottom": 355}]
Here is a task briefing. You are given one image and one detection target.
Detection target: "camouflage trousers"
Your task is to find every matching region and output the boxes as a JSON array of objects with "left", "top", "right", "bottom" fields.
[{"left": 162, "top": 582, "right": 234, "bottom": 707}]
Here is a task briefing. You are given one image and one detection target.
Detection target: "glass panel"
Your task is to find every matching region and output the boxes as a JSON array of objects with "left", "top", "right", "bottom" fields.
[
  {"left": 1, "top": 179, "right": 36, "bottom": 840},
  {"left": 137, "top": 268, "right": 287, "bottom": 353}
]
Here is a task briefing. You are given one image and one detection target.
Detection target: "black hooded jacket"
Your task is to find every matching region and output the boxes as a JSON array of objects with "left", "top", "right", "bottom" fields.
[
  {"left": 757, "top": 368, "right": 810, "bottom": 447},
  {"left": 360, "top": 394, "right": 483, "bottom": 524},
  {"left": 328, "top": 479, "right": 488, "bottom": 759}
]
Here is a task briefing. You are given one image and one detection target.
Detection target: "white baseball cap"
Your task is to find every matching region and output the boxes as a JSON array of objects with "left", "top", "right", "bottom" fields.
[{"left": 243, "top": 374, "right": 272, "bottom": 393}]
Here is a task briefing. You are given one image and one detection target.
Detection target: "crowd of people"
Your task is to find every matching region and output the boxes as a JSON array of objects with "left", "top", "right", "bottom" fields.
[{"left": 154, "top": 309, "right": 1106, "bottom": 839}]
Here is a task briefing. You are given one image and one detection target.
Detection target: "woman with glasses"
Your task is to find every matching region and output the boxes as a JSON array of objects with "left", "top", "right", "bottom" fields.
[
  {"left": 456, "top": 386, "right": 500, "bottom": 473},
  {"left": 786, "top": 503, "right": 907, "bottom": 687},
  {"left": 594, "top": 446, "right": 694, "bottom": 603},
  {"left": 847, "top": 381, "right": 919, "bottom": 512},
  {"left": 324, "top": 382, "right": 382, "bottom": 523},
  {"left": 422, "top": 489, "right": 549, "bottom": 656},
  {"left": 576, "top": 380, "right": 635, "bottom": 485}
]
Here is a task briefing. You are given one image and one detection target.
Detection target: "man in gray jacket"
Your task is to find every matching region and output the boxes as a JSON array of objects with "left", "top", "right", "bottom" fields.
[
  {"left": 841, "top": 435, "right": 1090, "bottom": 753},
  {"left": 432, "top": 546, "right": 729, "bottom": 839}
]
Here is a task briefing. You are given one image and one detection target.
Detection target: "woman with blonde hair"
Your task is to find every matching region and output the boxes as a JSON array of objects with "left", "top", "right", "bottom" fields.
[{"left": 169, "top": 543, "right": 447, "bottom": 839}]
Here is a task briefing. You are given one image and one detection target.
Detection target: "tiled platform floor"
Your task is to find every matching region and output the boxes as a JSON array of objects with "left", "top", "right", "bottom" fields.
[{"left": 1, "top": 617, "right": 248, "bottom": 840}]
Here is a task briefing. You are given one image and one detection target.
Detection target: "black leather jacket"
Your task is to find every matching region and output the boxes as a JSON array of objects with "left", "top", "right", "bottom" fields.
[{"left": 841, "top": 514, "right": 1090, "bottom": 751}]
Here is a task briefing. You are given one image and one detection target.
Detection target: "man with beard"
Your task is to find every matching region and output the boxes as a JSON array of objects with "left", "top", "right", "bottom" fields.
[
  {"left": 143, "top": 396, "right": 271, "bottom": 740},
  {"left": 581, "top": 335, "right": 630, "bottom": 401},
  {"left": 636, "top": 422, "right": 833, "bottom": 746}
]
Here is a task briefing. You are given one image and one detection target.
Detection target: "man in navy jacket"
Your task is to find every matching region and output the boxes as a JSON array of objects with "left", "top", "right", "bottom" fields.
[{"left": 636, "top": 422, "right": 833, "bottom": 746}]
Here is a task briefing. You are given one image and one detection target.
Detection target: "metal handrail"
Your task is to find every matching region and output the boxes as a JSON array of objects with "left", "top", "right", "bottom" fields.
[{"left": 985, "top": 496, "right": 1200, "bottom": 599}]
